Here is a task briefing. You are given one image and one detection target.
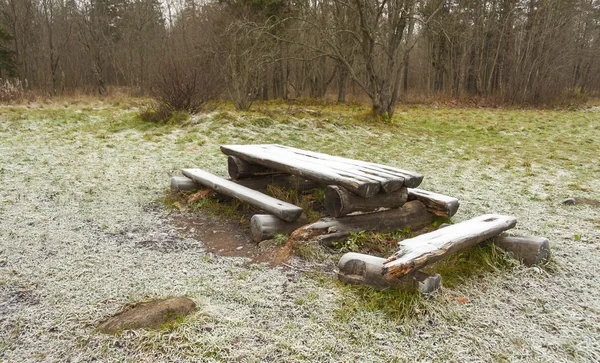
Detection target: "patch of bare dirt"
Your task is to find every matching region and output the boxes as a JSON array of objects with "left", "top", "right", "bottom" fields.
[{"left": 171, "top": 213, "right": 282, "bottom": 265}]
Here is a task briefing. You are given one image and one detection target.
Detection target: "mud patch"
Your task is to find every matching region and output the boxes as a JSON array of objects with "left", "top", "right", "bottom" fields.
[
  {"left": 574, "top": 197, "right": 600, "bottom": 206},
  {"left": 171, "top": 213, "right": 283, "bottom": 265}
]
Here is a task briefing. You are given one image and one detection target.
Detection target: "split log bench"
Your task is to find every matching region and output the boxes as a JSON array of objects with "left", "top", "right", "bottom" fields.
[
  {"left": 173, "top": 144, "right": 459, "bottom": 243},
  {"left": 171, "top": 144, "right": 550, "bottom": 293}
]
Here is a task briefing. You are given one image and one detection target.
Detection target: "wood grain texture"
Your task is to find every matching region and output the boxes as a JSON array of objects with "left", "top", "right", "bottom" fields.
[
  {"left": 383, "top": 214, "right": 517, "bottom": 277},
  {"left": 181, "top": 168, "right": 303, "bottom": 222},
  {"left": 221, "top": 144, "right": 424, "bottom": 196},
  {"left": 324, "top": 185, "right": 408, "bottom": 217},
  {"left": 273, "top": 144, "right": 423, "bottom": 188},
  {"left": 407, "top": 188, "right": 460, "bottom": 217},
  {"left": 221, "top": 144, "right": 381, "bottom": 198}
]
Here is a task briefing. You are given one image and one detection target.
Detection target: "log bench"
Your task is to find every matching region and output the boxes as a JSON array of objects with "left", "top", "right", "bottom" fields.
[{"left": 173, "top": 144, "right": 549, "bottom": 293}]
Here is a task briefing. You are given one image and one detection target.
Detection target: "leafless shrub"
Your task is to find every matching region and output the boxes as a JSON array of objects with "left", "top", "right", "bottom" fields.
[
  {"left": 0, "top": 78, "right": 24, "bottom": 104},
  {"left": 153, "top": 58, "right": 222, "bottom": 113},
  {"left": 141, "top": 57, "right": 222, "bottom": 122}
]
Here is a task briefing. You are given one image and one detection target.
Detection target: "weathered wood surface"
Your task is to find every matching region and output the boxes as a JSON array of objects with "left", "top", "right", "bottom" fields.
[
  {"left": 407, "top": 188, "right": 460, "bottom": 217},
  {"left": 248, "top": 145, "right": 404, "bottom": 193},
  {"left": 288, "top": 200, "right": 433, "bottom": 246},
  {"left": 324, "top": 185, "right": 408, "bottom": 217},
  {"left": 171, "top": 175, "right": 320, "bottom": 195},
  {"left": 383, "top": 214, "right": 517, "bottom": 278},
  {"left": 181, "top": 169, "right": 303, "bottom": 222},
  {"left": 494, "top": 235, "right": 550, "bottom": 266},
  {"left": 221, "top": 144, "right": 424, "bottom": 196},
  {"left": 250, "top": 214, "right": 308, "bottom": 242},
  {"left": 273, "top": 145, "right": 424, "bottom": 188},
  {"left": 221, "top": 144, "right": 381, "bottom": 198},
  {"left": 227, "top": 156, "right": 281, "bottom": 179},
  {"left": 338, "top": 252, "right": 441, "bottom": 293}
]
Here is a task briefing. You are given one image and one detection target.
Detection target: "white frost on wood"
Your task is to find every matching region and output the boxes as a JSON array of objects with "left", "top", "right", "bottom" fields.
[
  {"left": 383, "top": 214, "right": 517, "bottom": 277},
  {"left": 221, "top": 144, "right": 423, "bottom": 196},
  {"left": 407, "top": 188, "right": 460, "bottom": 217},
  {"left": 181, "top": 168, "right": 303, "bottom": 222}
]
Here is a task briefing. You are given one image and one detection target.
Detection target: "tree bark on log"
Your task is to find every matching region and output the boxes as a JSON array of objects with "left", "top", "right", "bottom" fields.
[
  {"left": 228, "top": 156, "right": 281, "bottom": 179},
  {"left": 181, "top": 168, "right": 303, "bottom": 222},
  {"left": 407, "top": 188, "right": 460, "bottom": 217},
  {"left": 493, "top": 235, "right": 550, "bottom": 266},
  {"left": 250, "top": 214, "right": 308, "bottom": 242},
  {"left": 288, "top": 200, "right": 433, "bottom": 246},
  {"left": 221, "top": 144, "right": 381, "bottom": 198},
  {"left": 324, "top": 185, "right": 408, "bottom": 217},
  {"left": 383, "top": 214, "right": 517, "bottom": 278}
]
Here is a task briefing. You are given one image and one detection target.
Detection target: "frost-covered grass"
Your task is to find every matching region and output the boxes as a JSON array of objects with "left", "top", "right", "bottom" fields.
[{"left": 1, "top": 99, "right": 599, "bottom": 361}]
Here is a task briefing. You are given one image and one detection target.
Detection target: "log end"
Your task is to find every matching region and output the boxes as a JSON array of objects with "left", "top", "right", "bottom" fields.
[
  {"left": 403, "top": 174, "right": 424, "bottom": 188},
  {"left": 227, "top": 156, "right": 243, "bottom": 180},
  {"left": 446, "top": 200, "right": 460, "bottom": 217},
  {"left": 380, "top": 178, "right": 405, "bottom": 193},
  {"left": 494, "top": 235, "right": 551, "bottom": 266},
  {"left": 357, "top": 182, "right": 381, "bottom": 198},
  {"left": 324, "top": 186, "right": 344, "bottom": 218}
]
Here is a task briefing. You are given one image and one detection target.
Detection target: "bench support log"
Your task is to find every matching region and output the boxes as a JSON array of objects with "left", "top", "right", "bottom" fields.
[
  {"left": 250, "top": 214, "right": 308, "bottom": 242},
  {"left": 289, "top": 200, "right": 433, "bottom": 246},
  {"left": 338, "top": 252, "right": 441, "bottom": 293},
  {"left": 171, "top": 176, "right": 201, "bottom": 193},
  {"left": 228, "top": 156, "right": 281, "bottom": 179},
  {"left": 325, "top": 185, "right": 407, "bottom": 217},
  {"left": 493, "top": 235, "right": 550, "bottom": 266}
]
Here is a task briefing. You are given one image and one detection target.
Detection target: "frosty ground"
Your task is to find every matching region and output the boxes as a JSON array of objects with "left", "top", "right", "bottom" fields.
[{"left": 0, "top": 100, "right": 599, "bottom": 362}]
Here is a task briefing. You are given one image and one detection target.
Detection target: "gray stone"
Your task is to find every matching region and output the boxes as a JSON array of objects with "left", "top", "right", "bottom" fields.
[
  {"left": 338, "top": 252, "right": 441, "bottom": 294},
  {"left": 98, "top": 297, "right": 196, "bottom": 334}
]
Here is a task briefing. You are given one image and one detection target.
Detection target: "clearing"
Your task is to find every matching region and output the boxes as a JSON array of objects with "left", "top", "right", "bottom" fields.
[{"left": 0, "top": 99, "right": 599, "bottom": 361}]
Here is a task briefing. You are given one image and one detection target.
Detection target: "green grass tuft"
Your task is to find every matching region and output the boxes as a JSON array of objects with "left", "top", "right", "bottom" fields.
[
  {"left": 423, "top": 243, "right": 518, "bottom": 288},
  {"left": 335, "top": 284, "right": 427, "bottom": 323}
]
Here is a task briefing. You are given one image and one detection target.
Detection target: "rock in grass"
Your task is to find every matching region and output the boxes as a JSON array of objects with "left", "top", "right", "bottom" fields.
[{"left": 98, "top": 297, "right": 196, "bottom": 334}]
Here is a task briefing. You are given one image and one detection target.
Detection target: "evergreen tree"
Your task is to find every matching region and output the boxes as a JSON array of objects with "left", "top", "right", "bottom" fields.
[{"left": 0, "top": 28, "right": 16, "bottom": 77}]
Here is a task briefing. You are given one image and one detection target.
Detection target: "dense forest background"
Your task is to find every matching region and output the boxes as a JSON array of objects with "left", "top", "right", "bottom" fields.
[{"left": 1, "top": 0, "right": 599, "bottom": 114}]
